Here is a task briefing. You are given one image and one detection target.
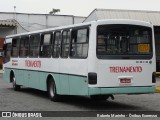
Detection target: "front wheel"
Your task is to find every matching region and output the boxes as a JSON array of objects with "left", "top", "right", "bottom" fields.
[
  {"left": 48, "top": 79, "right": 60, "bottom": 102},
  {"left": 12, "top": 76, "right": 21, "bottom": 91}
]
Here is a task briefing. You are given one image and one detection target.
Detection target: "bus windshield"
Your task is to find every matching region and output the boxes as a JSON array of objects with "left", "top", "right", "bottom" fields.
[{"left": 97, "top": 24, "right": 152, "bottom": 59}]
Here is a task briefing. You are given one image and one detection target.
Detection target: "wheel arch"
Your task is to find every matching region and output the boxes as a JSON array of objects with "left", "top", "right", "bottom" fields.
[
  {"left": 46, "top": 74, "right": 55, "bottom": 91},
  {"left": 46, "top": 74, "right": 60, "bottom": 94}
]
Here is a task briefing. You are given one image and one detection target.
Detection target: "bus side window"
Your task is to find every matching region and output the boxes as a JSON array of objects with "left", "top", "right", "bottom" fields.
[
  {"left": 52, "top": 31, "right": 61, "bottom": 58},
  {"left": 70, "top": 28, "right": 89, "bottom": 58},
  {"left": 61, "top": 30, "right": 70, "bottom": 58},
  {"left": 40, "top": 33, "right": 52, "bottom": 58},
  {"left": 11, "top": 38, "right": 20, "bottom": 57},
  {"left": 3, "top": 43, "right": 11, "bottom": 63},
  {"left": 29, "top": 34, "right": 40, "bottom": 58},
  {"left": 19, "top": 36, "right": 29, "bottom": 57}
]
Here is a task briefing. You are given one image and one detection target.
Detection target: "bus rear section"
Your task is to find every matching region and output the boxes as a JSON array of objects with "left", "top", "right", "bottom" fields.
[{"left": 88, "top": 20, "right": 156, "bottom": 97}]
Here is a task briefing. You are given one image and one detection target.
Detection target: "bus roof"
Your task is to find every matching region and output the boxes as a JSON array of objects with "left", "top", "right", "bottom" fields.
[
  {"left": 6, "top": 19, "right": 152, "bottom": 39},
  {"left": 6, "top": 21, "right": 92, "bottom": 39}
]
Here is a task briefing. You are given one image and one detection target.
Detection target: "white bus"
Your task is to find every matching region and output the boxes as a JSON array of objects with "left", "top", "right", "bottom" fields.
[{"left": 3, "top": 19, "right": 156, "bottom": 101}]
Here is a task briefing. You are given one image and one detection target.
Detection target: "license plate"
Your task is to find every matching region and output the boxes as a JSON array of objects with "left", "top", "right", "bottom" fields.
[
  {"left": 118, "top": 76, "right": 133, "bottom": 86},
  {"left": 120, "top": 78, "right": 131, "bottom": 84}
]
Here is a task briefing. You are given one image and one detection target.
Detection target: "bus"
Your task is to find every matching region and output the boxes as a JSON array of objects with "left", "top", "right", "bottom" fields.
[{"left": 3, "top": 19, "right": 156, "bottom": 101}]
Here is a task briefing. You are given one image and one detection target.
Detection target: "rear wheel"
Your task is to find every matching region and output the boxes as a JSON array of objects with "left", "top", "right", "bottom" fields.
[
  {"left": 12, "top": 75, "right": 21, "bottom": 91},
  {"left": 48, "top": 78, "right": 60, "bottom": 102}
]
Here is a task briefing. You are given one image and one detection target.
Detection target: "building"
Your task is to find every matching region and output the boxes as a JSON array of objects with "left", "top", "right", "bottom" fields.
[
  {"left": 0, "top": 12, "right": 85, "bottom": 36},
  {"left": 84, "top": 9, "right": 160, "bottom": 72},
  {"left": 0, "top": 12, "right": 85, "bottom": 67}
]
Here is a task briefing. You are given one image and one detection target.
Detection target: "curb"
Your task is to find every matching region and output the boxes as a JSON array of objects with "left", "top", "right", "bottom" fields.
[{"left": 156, "top": 85, "right": 160, "bottom": 93}]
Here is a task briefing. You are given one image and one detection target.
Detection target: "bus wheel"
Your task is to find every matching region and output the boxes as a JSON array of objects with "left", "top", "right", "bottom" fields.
[
  {"left": 48, "top": 79, "right": 60, "bottom": 102},
  {"left": 12, "top": 76, "right": 21, "bottom": 91}
]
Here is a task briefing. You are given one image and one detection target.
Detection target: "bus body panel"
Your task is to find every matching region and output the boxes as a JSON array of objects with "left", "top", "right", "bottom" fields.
[
  {"left": 68, "top": 75, "right": 88, "bottom": 95},
  {"left": 4, "top": 55, "right": 89, "bottom": 95},
  {"left": 89, "top": 86, "right": 155, "bottom": 95},
  {"left": 3, "top": 68, "right": 10, "bottom": 83},
  {"left": 95, "top": 60, "right": 155, "bottom": 87},
  {"left": 87, "top": 20, "right": 156, "bottom": 94},
  {"left": 4, "top": 67, "right": 89, "bottom": 95}
]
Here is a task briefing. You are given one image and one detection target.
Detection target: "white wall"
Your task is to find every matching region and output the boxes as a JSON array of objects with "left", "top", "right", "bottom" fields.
[{"left": 0, "top": 12, "right": 86, "bottom": 37}]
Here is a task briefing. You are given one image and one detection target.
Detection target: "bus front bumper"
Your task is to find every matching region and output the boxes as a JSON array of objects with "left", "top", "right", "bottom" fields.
[{"left": 89, "top": 86, "right": 155, "bottom": 95}]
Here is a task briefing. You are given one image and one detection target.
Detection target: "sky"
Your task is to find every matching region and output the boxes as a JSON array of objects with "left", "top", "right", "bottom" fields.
[{"left": 0, "top": 0, "right": 160, "bottom": 16}]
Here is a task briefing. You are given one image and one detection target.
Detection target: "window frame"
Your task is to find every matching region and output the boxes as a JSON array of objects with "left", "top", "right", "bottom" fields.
[
  {"left": 11, "top": 37, "right": 20, "bottom": 58},
  {"left": 29, "top": 34, "right": 41, "bottom": 58},
  {"left": 19, "top": 36, "right": 29, "bottom": 58},
  {"left": 61, "top": 30, "right": 71, "bottom": 58},
  {"left": 52, "top": 31, "right": 61, "bottom": 58},
  {"left": 96, "top": 24, "right": 153, "bottom": 60},
  {"left": 3, "top": 43, "right": 12, "bottom": 63},
  {"left": 39, "top": 32, "right": 53, "bottom": 58},
  {"left": 69, "top": 27, "right": 89, "bottom": 59}
]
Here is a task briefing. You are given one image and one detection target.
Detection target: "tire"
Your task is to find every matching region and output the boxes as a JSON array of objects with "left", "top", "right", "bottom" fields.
[
  {"left": 12, "top": 75, "right": 21, "bottom": 91},
  {"left": 48, "top": 78, "right": 60, "bottom": 102}
]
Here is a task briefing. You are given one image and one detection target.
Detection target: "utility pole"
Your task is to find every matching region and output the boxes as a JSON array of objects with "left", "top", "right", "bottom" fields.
[
  {"left": 13, "top": 6, "right": 17, "bottom": 34},
  {"left": 14, "top": 6, "right": 16, "bottom": 20}
]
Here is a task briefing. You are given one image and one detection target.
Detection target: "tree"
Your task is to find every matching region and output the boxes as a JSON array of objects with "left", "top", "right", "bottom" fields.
[{"left": 49, "top": 8, "right": 60, "bottom": 15}]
